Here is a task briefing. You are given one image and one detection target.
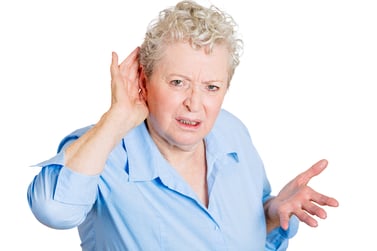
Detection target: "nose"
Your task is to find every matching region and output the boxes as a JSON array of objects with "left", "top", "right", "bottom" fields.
[{"left": 183, "top": 84, "right": 202, "bottom": 112}]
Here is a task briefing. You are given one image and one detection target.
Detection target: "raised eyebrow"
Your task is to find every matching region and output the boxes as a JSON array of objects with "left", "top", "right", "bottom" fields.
[
  {"left": 202, "top": 80, "right": 225, "bottom": 86},
  {"left": 167, "top": 74, "right": 191, "bottom": 81},
  {"left": 167, "top": 74, "right": 224, "bottom": 85}
]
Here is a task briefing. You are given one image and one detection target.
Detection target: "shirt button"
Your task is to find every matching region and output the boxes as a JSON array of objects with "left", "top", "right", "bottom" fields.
[{"left": 214, "top": 225, "right": 220, "bottom": 231}]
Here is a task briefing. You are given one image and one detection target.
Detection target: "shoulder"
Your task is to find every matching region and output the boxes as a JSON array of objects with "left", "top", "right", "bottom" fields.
[
  {"left": 207, "top": 109, "right": 254, "bottom": 152},
  {"left": 214, "top": 109, "right": 251, "bottom": 138}
]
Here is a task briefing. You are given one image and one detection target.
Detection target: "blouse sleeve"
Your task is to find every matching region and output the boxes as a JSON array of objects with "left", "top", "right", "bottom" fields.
[{"left": 27, "top": 126, "right": 99, "bottom": 229}]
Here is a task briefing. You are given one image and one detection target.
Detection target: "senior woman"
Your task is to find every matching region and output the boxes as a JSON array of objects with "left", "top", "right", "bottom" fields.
[{"left": 27, "top": 1, "right": 338, "bottom": 250}]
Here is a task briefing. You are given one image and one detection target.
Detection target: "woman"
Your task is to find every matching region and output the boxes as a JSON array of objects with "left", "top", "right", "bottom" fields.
[{"left": 27, "top": 1, "right": 338, "bottom": 250}]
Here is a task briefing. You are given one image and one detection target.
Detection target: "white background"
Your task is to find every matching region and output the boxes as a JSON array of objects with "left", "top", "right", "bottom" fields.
[{"left": 1, "top": 0, "right": 376, "bottom": 250}]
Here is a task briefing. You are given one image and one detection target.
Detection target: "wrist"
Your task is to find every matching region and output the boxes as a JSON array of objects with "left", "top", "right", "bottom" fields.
[{"left": 264, "top": 197, "right": 281, "bottom": 233}]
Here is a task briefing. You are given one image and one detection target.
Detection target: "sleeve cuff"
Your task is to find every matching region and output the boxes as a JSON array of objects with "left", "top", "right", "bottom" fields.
[
  {"left": 278, "top": 215, "right": 299, "bottom": 239},
  {"left": 266, "top": 215, "right": 299, "bottom": 250},
  {"left": 31, "top": 151, "right": 100, "bottom": 206},
  {"left": 54, "top": 166, "right": 100, "bottom": 205},
  {"left": 31, "top": 151, "right": 65, "bottom": 167}
]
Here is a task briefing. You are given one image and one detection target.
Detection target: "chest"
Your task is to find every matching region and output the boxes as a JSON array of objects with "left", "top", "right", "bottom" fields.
[{"left": 90, "top": 159, "right": 266, "bottom": 250}]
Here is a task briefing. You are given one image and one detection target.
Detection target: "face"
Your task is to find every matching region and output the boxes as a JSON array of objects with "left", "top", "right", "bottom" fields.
[{"left": 142, "top": 42, "right": 230, "bottom": 151}]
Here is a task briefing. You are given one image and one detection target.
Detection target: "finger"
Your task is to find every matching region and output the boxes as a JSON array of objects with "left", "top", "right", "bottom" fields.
[
  {"left": 110, "top": 51, "right": 120, "bottom": 79},
  {"left": 279, "top": 213, "right": 290, "bottom": 230},
  {"left": 302, "top": 201, "right": 327, "bottom": 219},
  {"left": 310, "top": 191, "right": 339, "bottom": 208},
  {"left": 296, "top": 159, "right": 328, "bottom": 186},
  {"left": 119, "top": 47, "right": 140, "bottom": 80},
  {"left": 295, "top": 209, "right": 318, "bottom": 228},
  {"left": 118, "top": 47, "right": 139, "bottom": 67}
]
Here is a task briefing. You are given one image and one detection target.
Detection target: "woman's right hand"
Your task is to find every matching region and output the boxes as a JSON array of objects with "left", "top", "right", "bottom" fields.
[
  {"left": 109, "top": 48, "right": 149, "bottom": 134},
  {"left": 64, "top": 48, "right": 149, "bottom": 175}
]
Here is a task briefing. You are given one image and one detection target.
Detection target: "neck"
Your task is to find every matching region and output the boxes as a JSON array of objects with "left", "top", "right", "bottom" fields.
[
  {"left": 147, "top": 125, "right": 209, "bottom": 207},
  {"left": 157, "top": 139, "right": 205, "bottom": 170}
]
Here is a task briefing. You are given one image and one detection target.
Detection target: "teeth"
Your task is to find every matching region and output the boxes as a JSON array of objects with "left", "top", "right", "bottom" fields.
[{"left": 179, "top": 119, "right": 197, "bottom": 125}]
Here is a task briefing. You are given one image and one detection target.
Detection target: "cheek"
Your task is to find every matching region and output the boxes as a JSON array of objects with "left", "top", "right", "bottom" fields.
[
  {"left": 205, "top": 95, "right": 226, "bottom": 112},
  {"left": 147, "top": 89, "right": 182, "bottom": 112}
]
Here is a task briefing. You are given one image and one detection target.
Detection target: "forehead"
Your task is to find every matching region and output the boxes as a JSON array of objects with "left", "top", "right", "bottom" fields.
[{"left": 154, "top": 42, "right": 230, "bottom": 81}]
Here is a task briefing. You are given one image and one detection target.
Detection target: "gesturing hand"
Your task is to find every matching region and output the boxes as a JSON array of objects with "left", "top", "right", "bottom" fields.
[
  {"left": 264, "top": 159, "right": 339, "bottom": 232},
  {"left": 110, "top": 48, "right": 148, "bottom": 130}
]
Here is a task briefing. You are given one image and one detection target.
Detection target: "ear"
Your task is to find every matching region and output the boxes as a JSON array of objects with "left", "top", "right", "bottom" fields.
[{"left": 138, "top": 66, "right": 148, "bottom": 99}]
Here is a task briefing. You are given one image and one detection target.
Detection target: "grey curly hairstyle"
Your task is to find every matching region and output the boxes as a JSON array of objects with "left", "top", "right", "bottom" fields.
[{"left": 139, "top": 0, "right": 243, "bottom": 84}]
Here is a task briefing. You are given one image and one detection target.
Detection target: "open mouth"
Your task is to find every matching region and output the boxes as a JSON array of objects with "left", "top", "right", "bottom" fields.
[{"left": 177, "top": 119, "right": 200, "bottom": 128}]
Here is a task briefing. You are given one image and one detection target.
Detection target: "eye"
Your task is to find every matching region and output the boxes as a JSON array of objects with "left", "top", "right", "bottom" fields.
[
  {"left": 206, "top": 84, "right": 220, "bottom": 92},
  {"left": 170, "top": 79, "right": 184, "bottom": 87}
]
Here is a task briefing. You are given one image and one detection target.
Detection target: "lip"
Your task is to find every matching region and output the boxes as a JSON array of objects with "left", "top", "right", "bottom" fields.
[{"left": 175, "top": 117, "right": 202, "bottom": 129}]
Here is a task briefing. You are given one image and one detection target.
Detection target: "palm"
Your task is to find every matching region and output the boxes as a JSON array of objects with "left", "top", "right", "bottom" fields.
[{"left": 110, "top": 49, "right": 148, "bottom": 128}]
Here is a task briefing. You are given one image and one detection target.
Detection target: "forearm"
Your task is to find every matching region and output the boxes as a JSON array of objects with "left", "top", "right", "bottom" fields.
[{"left": 65, "top": 109, "right": 134, "bottom": 175}]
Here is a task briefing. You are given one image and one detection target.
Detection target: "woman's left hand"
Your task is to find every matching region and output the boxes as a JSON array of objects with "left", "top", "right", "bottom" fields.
[{"left": 264, "top": 159, "right": 339, "bottom": 232}]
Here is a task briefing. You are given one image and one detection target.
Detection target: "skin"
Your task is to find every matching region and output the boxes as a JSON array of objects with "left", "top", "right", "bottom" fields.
[
  {"left": 142, "top": 42, "right": 228, "bottom": 152},
  {"left": 139, "top": 42, "right": 229, "bottom": 205},
  {"left": 264, "top": 159, "right": 339, "bottom": 232},
  {"left": 64, "top": 42, "right": 339, "bottom": 234}
]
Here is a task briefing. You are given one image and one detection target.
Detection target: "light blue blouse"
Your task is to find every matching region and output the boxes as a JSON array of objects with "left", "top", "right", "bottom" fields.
[{"left": 28, "top": 109, "right": 298, "bottom": 251}]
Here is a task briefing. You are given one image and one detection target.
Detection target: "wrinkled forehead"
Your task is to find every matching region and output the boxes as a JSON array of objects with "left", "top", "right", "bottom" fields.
[{"left": 151, "top": 41, "right": 230, "bottom": 83}]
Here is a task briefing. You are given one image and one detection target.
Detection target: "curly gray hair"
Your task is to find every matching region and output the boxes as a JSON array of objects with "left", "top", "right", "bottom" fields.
[{"left": 139, "top": 0, "right": 243, "bottom": 84}]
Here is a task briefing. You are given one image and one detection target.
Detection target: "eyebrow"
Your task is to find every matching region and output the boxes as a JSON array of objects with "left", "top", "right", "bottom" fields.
[{"left": 166, "top": 74, "right": 225, "bottom": 85}]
